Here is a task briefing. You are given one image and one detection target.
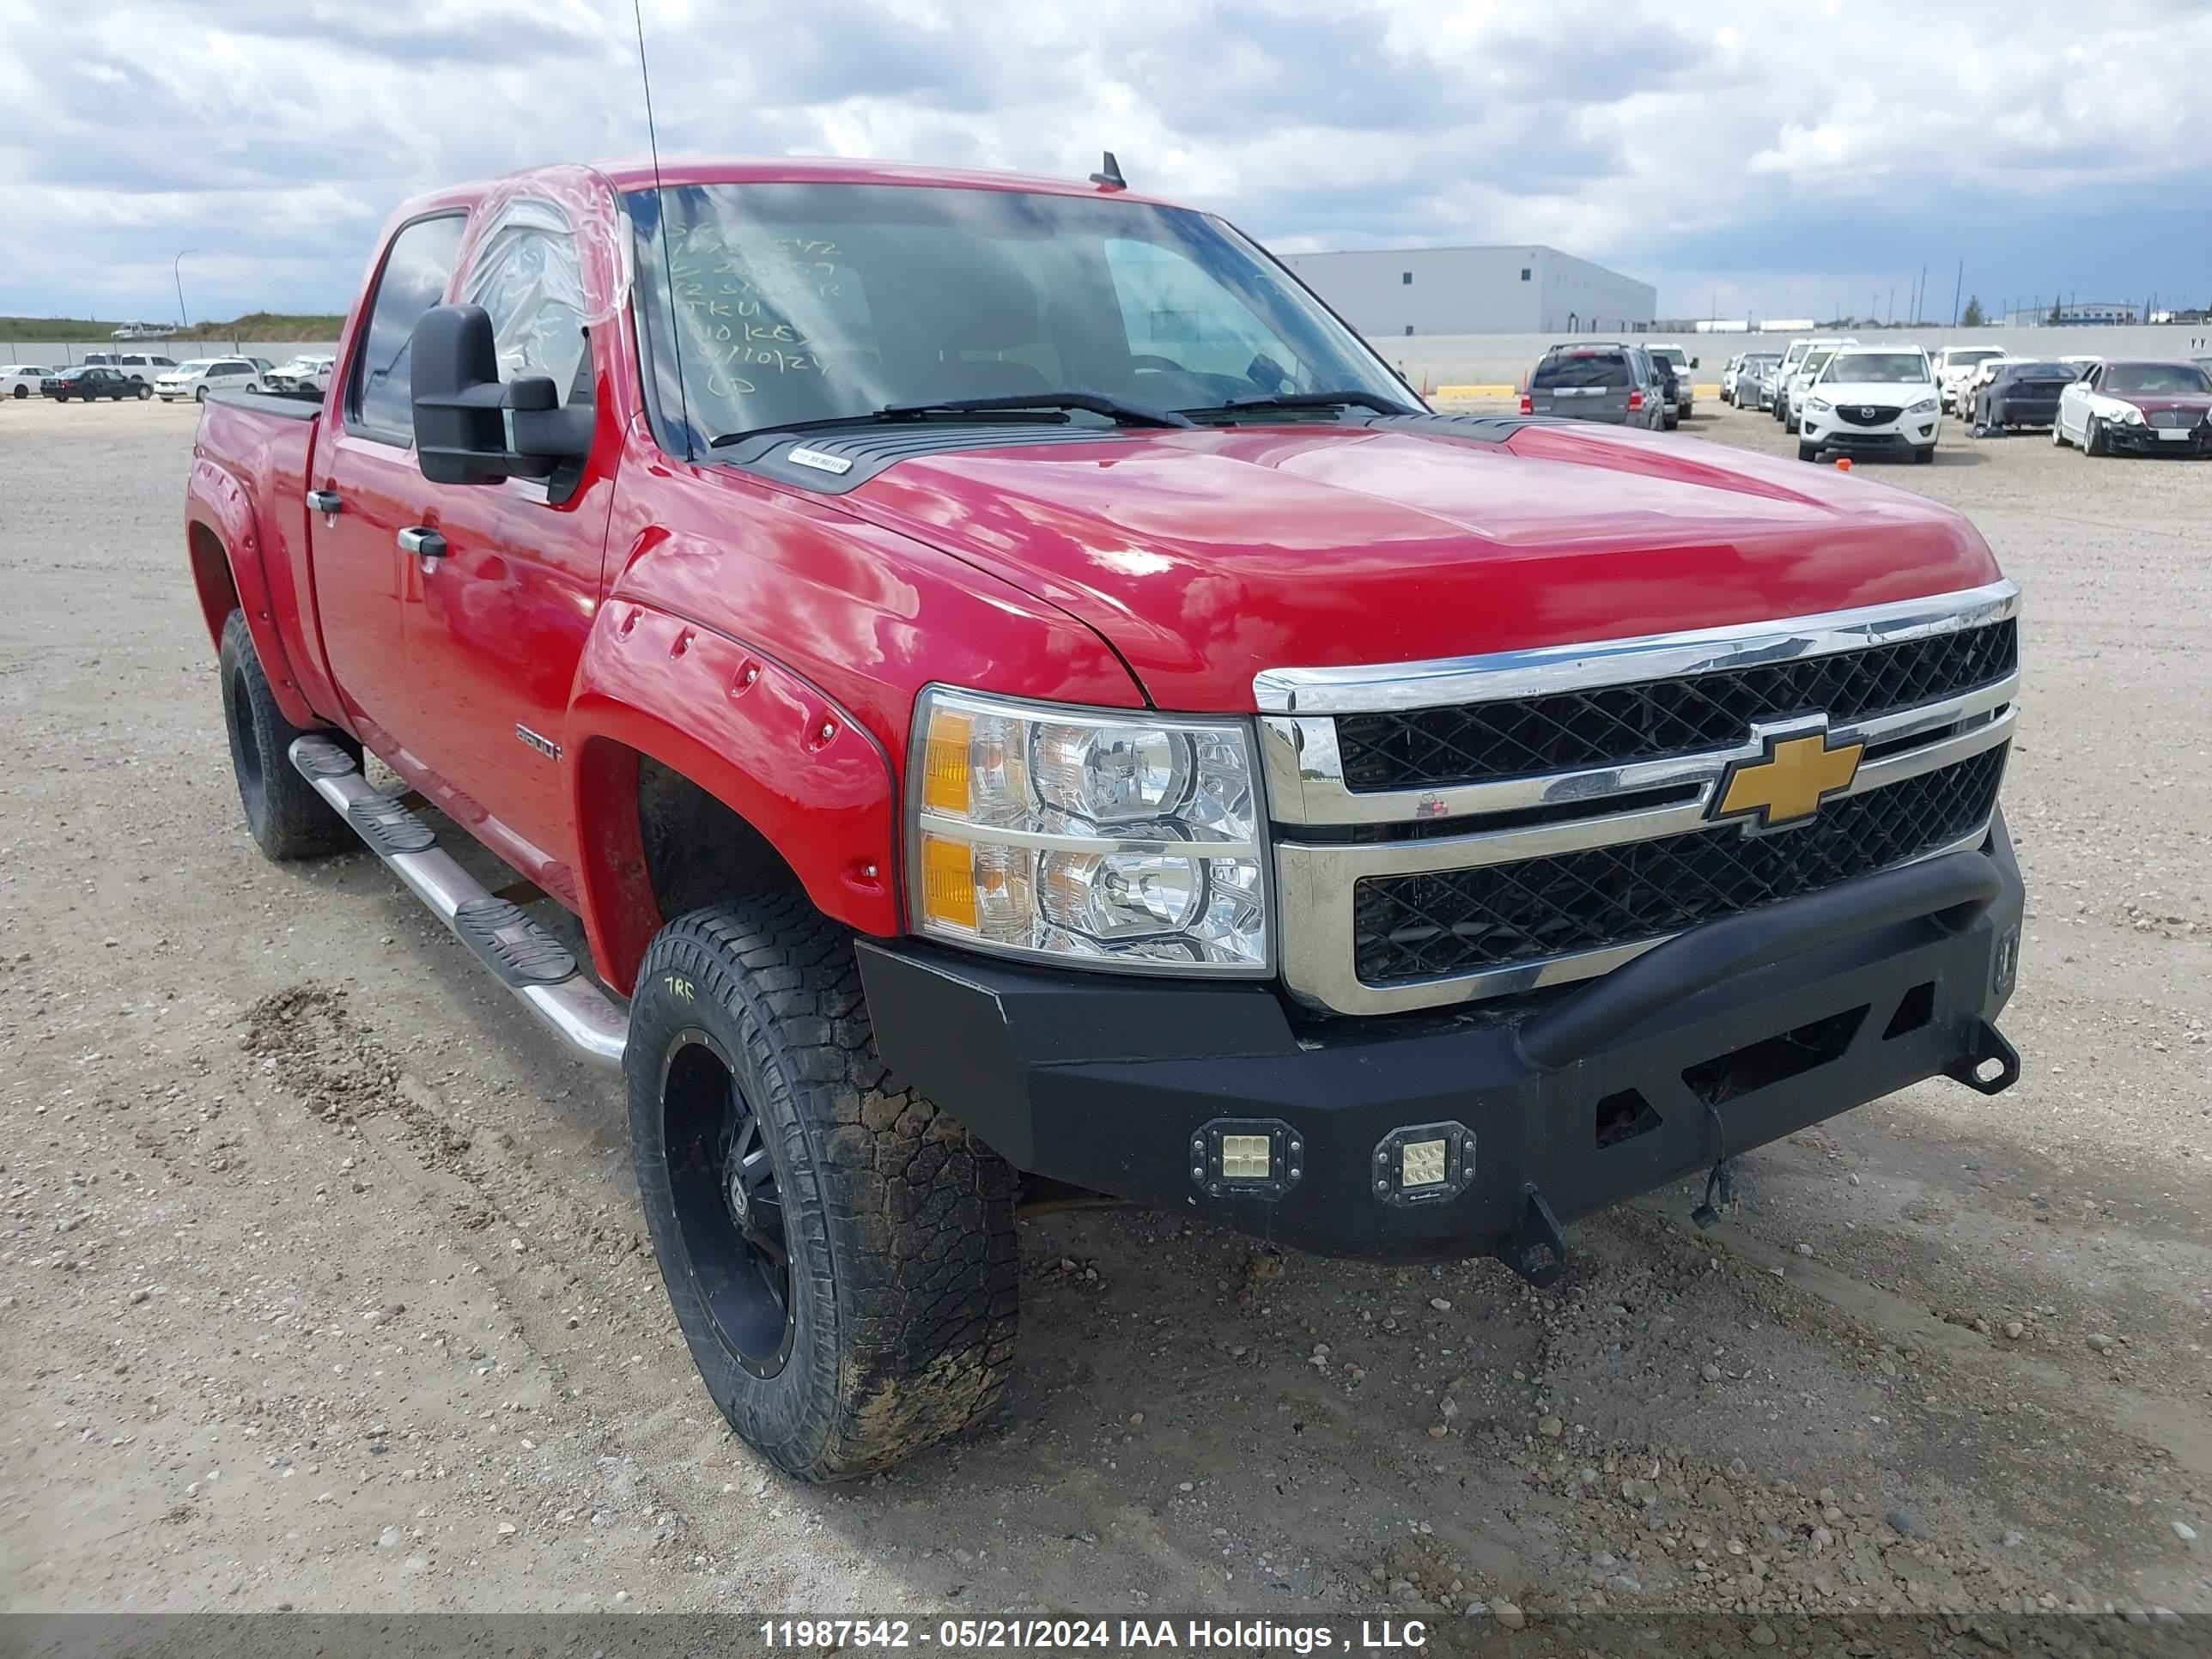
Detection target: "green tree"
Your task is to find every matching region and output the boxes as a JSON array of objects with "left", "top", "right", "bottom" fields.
[{"left": 1961, "top": 296, "right": 1986, "bottom": 327}]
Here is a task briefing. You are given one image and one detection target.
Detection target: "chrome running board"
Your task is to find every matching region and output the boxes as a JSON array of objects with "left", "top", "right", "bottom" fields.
[{"left": 289, "top": 737, "right": 627, "bottom": 1072}]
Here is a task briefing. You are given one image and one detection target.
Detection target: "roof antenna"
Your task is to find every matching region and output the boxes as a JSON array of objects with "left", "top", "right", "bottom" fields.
[
  {"left": 632, "top": 0, "right": 695, "bottom": 461},
  {"left": 1089, "top": 150, "right": 1127, "bottom": 191}
]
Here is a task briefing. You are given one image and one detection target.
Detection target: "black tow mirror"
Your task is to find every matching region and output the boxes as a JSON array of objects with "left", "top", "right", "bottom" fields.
[{"left": 410, "top": 305, "right": 592, "bottom": 497}]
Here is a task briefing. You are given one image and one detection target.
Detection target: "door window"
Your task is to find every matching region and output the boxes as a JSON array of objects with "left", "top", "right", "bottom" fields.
[
  {"left": 348, "top": 213, "right": 467, "bottom": 443},
  {"left": 460, "top": 198, "right": 590, "bottom": 403}
]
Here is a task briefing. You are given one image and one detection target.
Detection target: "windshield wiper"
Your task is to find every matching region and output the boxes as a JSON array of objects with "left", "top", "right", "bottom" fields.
[
  {"left": 878, "top": 392, "right": 1194, "bottom": 428},
  {"left": 1190, "top": 390, "right": 1423, "bottom": 421},
  {"left": 708, "top": 390, "right": 1192, "bottom": 448}
]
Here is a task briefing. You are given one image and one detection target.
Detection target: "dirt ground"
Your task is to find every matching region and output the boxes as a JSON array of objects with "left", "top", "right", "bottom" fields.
[{"left": 2, "top": 392, "right": 2207, "bottom": 1626}]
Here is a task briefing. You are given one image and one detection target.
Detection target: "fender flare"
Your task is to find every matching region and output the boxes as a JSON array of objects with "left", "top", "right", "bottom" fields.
[
  {"left": 185, "top": 457, "right": 319, "bottom": 729},
  {"left": 565, "top": 599, "right": 901, "bottom": 995}
]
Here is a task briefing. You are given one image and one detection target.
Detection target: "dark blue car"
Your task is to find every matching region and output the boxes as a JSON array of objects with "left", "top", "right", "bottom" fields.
[{"left": 1972, "top": 361, "right": 2078, "bottom": 431}]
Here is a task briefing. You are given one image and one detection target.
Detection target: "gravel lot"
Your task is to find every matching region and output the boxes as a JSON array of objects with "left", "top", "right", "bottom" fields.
[{"left": 3, "top": 393, "right": 2208, "bottom": 1626}]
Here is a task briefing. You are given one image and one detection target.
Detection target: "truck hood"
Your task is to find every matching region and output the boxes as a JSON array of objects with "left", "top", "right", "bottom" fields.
[{"left": 841, "top": 420, "right": 2004, "bottom": 712}]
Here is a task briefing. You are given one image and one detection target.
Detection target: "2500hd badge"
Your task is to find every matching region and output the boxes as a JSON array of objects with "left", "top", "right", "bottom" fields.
[{"left": 188, "top": 152, "right": 2023, "bottom": 1480}]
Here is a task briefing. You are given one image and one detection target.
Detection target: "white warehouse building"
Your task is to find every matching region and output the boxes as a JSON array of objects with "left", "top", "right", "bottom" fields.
[{"left": 1277, "top": 245, "right": 1656, "bottom": 338}]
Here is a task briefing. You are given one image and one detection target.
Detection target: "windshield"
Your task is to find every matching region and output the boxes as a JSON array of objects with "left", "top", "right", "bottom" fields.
[
  {"left": 176, "top": 360, "right": 213, "bottom": 373},
  {"left": 2105, "top": 363, "right": 2212, "bottom": 395},
  {"left": 1945, "top": 349, "right": 2003, "bottom": 368},
  {"left": 626, "top": 183, "right": 1410, "bottom": 446},
  {"left": 1820, "top": 352, "right": 1929, "bottom": 385},
  {"left": 1533, "top": 350, "right": 1631, "bottom": 390}
]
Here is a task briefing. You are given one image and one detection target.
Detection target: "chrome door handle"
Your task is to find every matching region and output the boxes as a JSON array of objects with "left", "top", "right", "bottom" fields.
[
  {"left": 304, "top": 489, "right": 342, "bottom": 514},
  {"left": 397, "top": 526, "right": 447, "bottom": 559}
]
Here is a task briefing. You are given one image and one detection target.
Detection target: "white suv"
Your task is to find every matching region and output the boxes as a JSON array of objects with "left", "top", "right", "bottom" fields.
[
  {"left": 1933, "top": 345, "right": 2008, "bottom": 415},
  {"left": 1797, "top": 345, "right": 1942, "bottom": 465},
  {"left": 155, "top": 358, "right": 265, "bottom": 402},
  {"left": 1781, "top": 338, "right": 1859, "bottom": 433}
]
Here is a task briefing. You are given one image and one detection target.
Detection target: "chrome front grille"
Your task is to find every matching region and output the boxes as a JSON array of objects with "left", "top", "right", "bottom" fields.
[{"left": 1256, "top": 580, "right": 2021, "bottom": 1016}]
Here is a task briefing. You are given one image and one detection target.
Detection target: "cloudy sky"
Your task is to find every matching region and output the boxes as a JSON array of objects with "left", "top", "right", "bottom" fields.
[{"left": 3, "top": 0, "right": 2206, "bottom": 328}]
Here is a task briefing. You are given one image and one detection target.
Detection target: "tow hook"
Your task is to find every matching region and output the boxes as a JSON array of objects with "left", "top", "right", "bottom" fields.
[
  {"left": 1945, "top": 1020, "right": 2021, "bottom": 1096},
  {"left": 1500, "top": 1183, "right": 1570, "bottom": 1288},
  {"left": 1692, "top": 1160, "right": 1736, "bottom": 1231}
]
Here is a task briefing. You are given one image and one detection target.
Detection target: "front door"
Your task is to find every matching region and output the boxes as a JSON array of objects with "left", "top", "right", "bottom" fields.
[{"left": 386, "top": 194, "right": 615, "bottom": 896}]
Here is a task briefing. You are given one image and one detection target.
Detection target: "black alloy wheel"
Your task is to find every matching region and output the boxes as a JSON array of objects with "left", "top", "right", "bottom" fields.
[{"left": 660, "top": 1031, "right": 796, "bottom": 1378}]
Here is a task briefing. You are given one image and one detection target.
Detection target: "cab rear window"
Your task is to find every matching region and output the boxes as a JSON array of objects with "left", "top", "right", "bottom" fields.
[{"left": 1534, "top": 352, "right": 1631, "bottom": 390}]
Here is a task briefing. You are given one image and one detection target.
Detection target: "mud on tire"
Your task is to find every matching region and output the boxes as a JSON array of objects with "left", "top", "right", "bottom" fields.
[
  {"left": 218, "top": 609, "right": 356, "bottom": 860},
  {"left": 627, "top": 894, "right": 1019, "bottom": 1480}
]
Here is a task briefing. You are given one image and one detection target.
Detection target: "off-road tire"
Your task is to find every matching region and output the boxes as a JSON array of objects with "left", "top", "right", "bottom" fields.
[
  {"left": 628, "top": 896, "right": 1019, "bottom": 1481},
  {"left": 217, "top": 609, "right": 356, "bottom": 860}
]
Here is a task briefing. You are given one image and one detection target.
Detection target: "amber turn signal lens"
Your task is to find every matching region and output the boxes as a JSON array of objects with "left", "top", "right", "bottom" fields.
[
  {"left": 921, "top": 709, "right": 973, "bottom": 816},
  {"left": 919, "top": 834, "right": 978, "bottom": 931}
]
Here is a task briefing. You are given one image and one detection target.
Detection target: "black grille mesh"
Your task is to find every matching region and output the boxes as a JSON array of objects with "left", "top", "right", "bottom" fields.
[
  {"left": 1335, "top": 619, "right": 2015, "bottom": 793},
  {"left": 1352, "top": 746, "right": 2007, "bottom": 986}
]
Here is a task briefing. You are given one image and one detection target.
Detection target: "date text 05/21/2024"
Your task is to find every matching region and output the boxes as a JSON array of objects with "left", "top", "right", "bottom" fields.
[{"left": 757, "top": 1619, "right": 1436, "bottom": 1651}]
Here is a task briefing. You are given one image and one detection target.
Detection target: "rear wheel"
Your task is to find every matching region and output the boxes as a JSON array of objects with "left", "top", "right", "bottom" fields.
[
  {"left": 629, "top": 896, "right": 1019, "bottom": 1480},
  {"left": 9, "top": 385, "right": 24, "bottom": 398},
  {"left": 218, "top": 609, "right": 356, "bottom": 860}
]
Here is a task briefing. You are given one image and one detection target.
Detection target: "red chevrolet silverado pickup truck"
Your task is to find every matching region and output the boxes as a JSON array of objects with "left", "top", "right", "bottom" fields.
[{"left": 186, "top": 157, "right": 2024, "bottom": 1480}]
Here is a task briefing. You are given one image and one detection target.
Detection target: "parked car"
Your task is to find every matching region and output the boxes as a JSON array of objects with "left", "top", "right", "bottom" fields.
[
  {"left": 1, "top": 364, "right": 58, "bottom": 398},
  {"left": 42, "top": 365, "right": 148, "bottom": 402},
  {"left": 188, "top": 155, "right": 2026, "bottom": 1480},
  {"left": 1781, "top": 340, "right": 1856, "bottom": 432},
  {"left": 1796, "top": 345, "right": 1942, "bottom": 464},
  {"left": 1646, "top": 342, "right": 1697, "bottom": 422},
  {"left": 1972, "top": 361, "right": 2078, "bottom": 432},
  {"left": 155, "top": 358, "right": 265, "bottom": 402},
  {"left": 264, "top": 354, "right": 336, "bottom": 394},
  {"left": 2054, "top": 360, "right": 2212, "bottom": 456},
  {"left": 1521, "top": 342, "right": 1666, "bottom": 428},
  {"left": 1933, "top": 346, "right": 2008, "bottom": 414},
  {"left": 79, "top": 349, "right": 179, "bottom": 385},
  {"left": 1765, "top": 339, "right": 1814, "bottom": 416},
  {"left": 1727, "top": 352, "right": 1778, "bottom": 408},
  {"left": 155, "top": 358, "right": 266, "bottom": 402}
]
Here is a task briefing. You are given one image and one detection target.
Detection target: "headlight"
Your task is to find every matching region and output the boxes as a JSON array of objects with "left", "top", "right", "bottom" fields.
[
  {"left": 1907, "top": 396, "right": 1937, "bottom": 414},
  {"left": 908, "top": 687, "right": 1268, "bottom": 973},
  {"left": 1807, "top": 398, "right": 1832, "bottom": 414},
  {"left": 2115, "top": 404, "right": 2145, "bottom": 424}
]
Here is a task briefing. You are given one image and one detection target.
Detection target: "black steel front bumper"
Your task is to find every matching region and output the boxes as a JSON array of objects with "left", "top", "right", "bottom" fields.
[{"left": 858, "top": 818, "right": 2024, "bottom": 1266}]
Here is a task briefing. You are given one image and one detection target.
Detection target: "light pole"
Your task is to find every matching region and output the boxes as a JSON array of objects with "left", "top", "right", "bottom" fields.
[{"left": 174, "top": 248, "right": 198, "bottom": 331}]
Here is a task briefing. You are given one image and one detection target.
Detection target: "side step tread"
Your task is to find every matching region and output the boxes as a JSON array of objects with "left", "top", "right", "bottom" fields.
[
  {"left": 347, "top": 795, "right": 436, "bottom": 856},
  {"left": 454, "top": 896, "right": 579, "bottom": 988},
  {"left": 287, "top": 736, "right": 626, "bottom": 1073}
]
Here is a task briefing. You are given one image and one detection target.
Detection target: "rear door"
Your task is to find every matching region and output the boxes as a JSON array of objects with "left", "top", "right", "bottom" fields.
[
  {"left": 310, "top": 211, "right": 470, "bottom": 752},
  {"left": 1530, "top": 348, "right": 1632, "bottom": 421}
]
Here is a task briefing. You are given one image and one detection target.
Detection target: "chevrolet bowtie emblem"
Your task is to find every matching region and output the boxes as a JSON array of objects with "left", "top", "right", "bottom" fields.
[{"left": 1711, "top": 722, "right": 1864, "bottom": 830}]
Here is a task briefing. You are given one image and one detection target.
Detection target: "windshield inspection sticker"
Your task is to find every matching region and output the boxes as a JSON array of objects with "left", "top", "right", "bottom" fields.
[{"left": 786, "top": 445, "right": 854, "bottom": 475}]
